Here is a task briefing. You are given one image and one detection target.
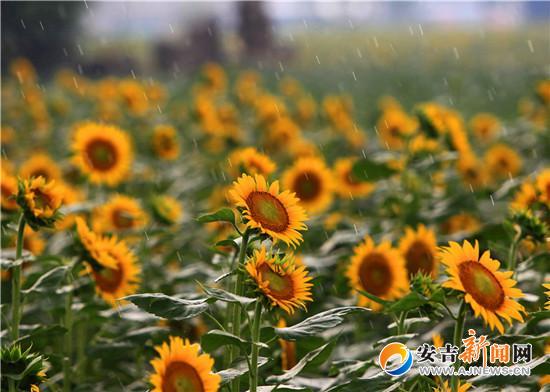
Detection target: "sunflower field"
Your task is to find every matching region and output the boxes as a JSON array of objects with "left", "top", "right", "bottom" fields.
[{"left": 1, "top": 19, "right": 550, "bottom": 392}]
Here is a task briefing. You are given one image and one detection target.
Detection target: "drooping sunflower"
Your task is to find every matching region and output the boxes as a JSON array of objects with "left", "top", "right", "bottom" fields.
[
  {"left": 470, "top": 113, "right": 500, "bottom": 142},
  {"left": 1, "top": 171, "right": 18, "bottom": 211},
  {"left": 19, "top": 153, "right": 62, "bottom": 182},
  {"left": 245, "top": 246, "right": 313, "bottom": 315},
  {"left": 333, "top": 158, "right": 374, "bottom": 199},
  {"left": 71, "top": 122, "right": 133, "bottom": 186},
  {"left": 227, "top": 147, "right": 276, "bottom": 178},
  {"left": 282, "top": 157, "right": 334, "bottom": 214},
  {"left": 87, "top": 235, "right": 141, "bottom": 305},
  {"left": 152, "top": 124, "right": 180, "bottom": 160},
  {"left": 346, "top": 237, "right": 409, "bottom": 310},
  {"left": 439, "top": 240, "right": 525, "bottom": 333},
  {"left": 17, "top": 177, "right": 63, "bottom": 229},
  {"left": 277, "top": 319, "right": 297, "bottom": 370},
  {"left": 484, "top": 143, "right": 522, "bottom": 179},
  {"left": 229, "top": 174, "right": 307, "bottom": 247},
  {"left": 92, "top": 194, "right": 148, "bottom": 233},
  {"left": 151, "top": 195, "right": 183, "bottom": 225},
  {"left": 536, "top": 168, "right": 550, "bottom": 205},
  {"left": 149, "top": 336, "right": 221, "bottom": 392},
  {"left": 398, "top": 224, "right": 438, "bottom": 278}
]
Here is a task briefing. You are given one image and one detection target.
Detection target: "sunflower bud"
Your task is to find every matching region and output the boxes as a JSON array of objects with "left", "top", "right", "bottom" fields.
[
  {"left": 1, "top": 344, "right": 47, "bottom": 391},
  {"left": 16, "top": 177, "right": 63, "bottom": 230}
]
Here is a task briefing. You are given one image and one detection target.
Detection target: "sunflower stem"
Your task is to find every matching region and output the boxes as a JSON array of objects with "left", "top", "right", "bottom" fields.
[
  {"left": 63, "top": 272, "right": 74, "bottom": 392},
  {"left": 229, "top": 229, "right": 250, "bottom": 392},
  {"left": 397, "top": 311, "right": 408, "bottom": 335},
  {"left": 507, "top": 230, "right": 521, "bottom": 277},
  {"left": 451, "top": 299, "right": 467, "bottom": 392},
  {"left": 8, "top": 378, "right": 16, "bottom": 392},
  {"left": 11, "top": 214, "right": 26, "bottom": 342},
  {"left": 249, "top": 300, "right": 263, "bottom": 392}
]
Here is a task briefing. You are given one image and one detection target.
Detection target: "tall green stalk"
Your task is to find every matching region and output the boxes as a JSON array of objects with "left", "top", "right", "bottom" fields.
[
  {"left": 451, "top": 300, "right": 467, "bottom": 392},
  {"left": 63, "top": 275, "right": 74, "bottom": 392},
  {"left": 11, "top": 214, "right": 26, "bottom": 342},
  {"left": 249, "top": 301, "right": 263, "bottom": 392},
  {"left": 229, "top": 229, "right": 250, "bottom": 392}
]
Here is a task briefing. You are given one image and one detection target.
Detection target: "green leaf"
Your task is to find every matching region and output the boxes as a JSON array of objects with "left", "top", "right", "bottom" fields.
[
  {"left": 215, "top": 239, "right": 239, "bottom": 253},
  {"left": 197, "top": 208, "right": 235, "bottom": 224},
  {"left": 123, "top": 293, "right": 209, "bottom": 320},
  {"left": 199, "top": 284, "right": 256, "bottom": 306},
  {"left": 218, "top": 357, "right": 269, "bottom": 385},
  {"left": 387, "top": 291, "right": 427, "bottom": 313},
  {"left": 22, "top": 266, "right": 69, "bottom": 295},
  {"left": 351, "top": 158, "right": 397, "bottom": 181},
  {"left": 274, "top": 307, "right": 369, "bottom": 340},
  {"left": 257, "top": 386, "right": 312, "bottom": 392},
  {"left": 266, "top": 340, "right": 335, "bottom": 384},
  {"left": 201, "top": 329, "right": 249, "bottom": 353},
  {"left": 356, "top": 289, "right": 391, "bottom": 306}
]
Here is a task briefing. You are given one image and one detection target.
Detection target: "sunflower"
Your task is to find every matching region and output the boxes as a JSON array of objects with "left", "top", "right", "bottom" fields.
[
  {"left": 1, "top": 171, "right": 18, "bottom": 211},
  {"left": 346, "top": 236, "right": 409, "bottom": 310},
  {"left": 544, "top": 283, "right": 550, "bottom": 310},
  {"left": 433, "top": 380, "right": 472, "bottom": 392},
  {"left": 75, "top": 217, "right": 117, "bottom": 270},
  {"left": 510, "top": 182, "right": 537, "bottom": 211},
  {"left": 22, "top": 227, "right": 45, "bottom": 255},
  {"left": 456, "top": 153, "right": 487, "bottom": 190},
  {"left": 151, "top": 195, "right": 183, "bottom": 225},
  {"left": 439, "top": 240, "right": 525, "bottom": 333},
  {"left": 152, "top": 124, "right": 180, "bottom": 160},
  {"left": 17, "top": 177, "right": 63, "bottom": 229},
  {"left": 282, "top": 157, "right": 334, "bottom": 214},
  {"left": 376, "top": 109, "right": 417, "bottom": 149},
  {"left": 398, "top": 224, "right": 438, "bottom": 278},
  {"left": 278, "top": 319, "right": 297, "bottom": 370},
  {"left": 440, "top": 213, "right": 480, "bottom": 235},
  {"left": 484, "top": 144, "right": 522, "bottom": 179},
  {"left": 19, "top": 153, "right": 62, "bottom": 182},
  {"left": 333, "top": 158, "right": 374, "bottom": 199},
  {"left": 71, "top": 122, "right": 133, "bottom": 186},
  {"left": 432, "top": 333, "right": 444, "bottom": 349},
  {"left": 245, "top": 246, "right": 313, "bottom": 315},
  {"left": 536, "top": 79, "right": 550, "bottom": 105},
  {"left": 149, "top": 336, "right": 221, "bottom": 392},
  {"left": 87, "top": 235, "right": 141, "bottom": 305},
  {"left": 227, "top": 147, "right": 276, "bottom": 178},
  {"left": 92, "top": 194, "right": 148, "bottom": 233},
  {"left": 229, "top": 174, "right": 307, "bottom": 247},
  {"left": 536, "top": 169, "right": 550, "bottom": 205},
  {"left": 470, "top": 113, "right": 500, "bottom": 142}
]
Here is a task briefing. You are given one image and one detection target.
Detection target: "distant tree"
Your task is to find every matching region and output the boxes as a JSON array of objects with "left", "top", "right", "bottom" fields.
[
  {"left": 237, "top": 1, "right": 272, "bottom": 57},
  {"left": 1, "top": 1, "right": 83, "bottom": 76}
]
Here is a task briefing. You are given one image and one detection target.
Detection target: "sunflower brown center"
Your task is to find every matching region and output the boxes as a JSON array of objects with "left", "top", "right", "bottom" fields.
[
  {"left": 163, "top": 361, "right": 204, "bottom": 392},
  {"left": 258, "top": 264, "right": 294, "bottom": 300},
  {"left": 293, "top": 171, "right": 321, "bottom": 201},
  {"left": 159, "top": 134, "right": 175, "bottom": 151},
  {"left": 246, "top": 191, "right": 289, "bottom": 232},
  {"left": 93, "top": 265, "right": 123, "bottom": 294},
  {"left": 458, "top": 261, "right": 504, "bottom": 310},
  {"left": 30, "top": 169, "right": 50, "bottom": 180},
  {"left": 405, "top": 240, "right": 434, "bottom": 276},
  {"left": 112, "top": 209, "right": 135, "bottom": 229},
  {"left": 358, "top": 253, "right": 393, "bottom": 296},
  {"left": 85, "top": 139, "right": 118, "bottom": 171}
]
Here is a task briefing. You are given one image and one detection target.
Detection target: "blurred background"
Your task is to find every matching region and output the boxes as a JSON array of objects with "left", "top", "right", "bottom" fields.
[{"left": 2, "top": 1, "right": 549, "bottom": 116}]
